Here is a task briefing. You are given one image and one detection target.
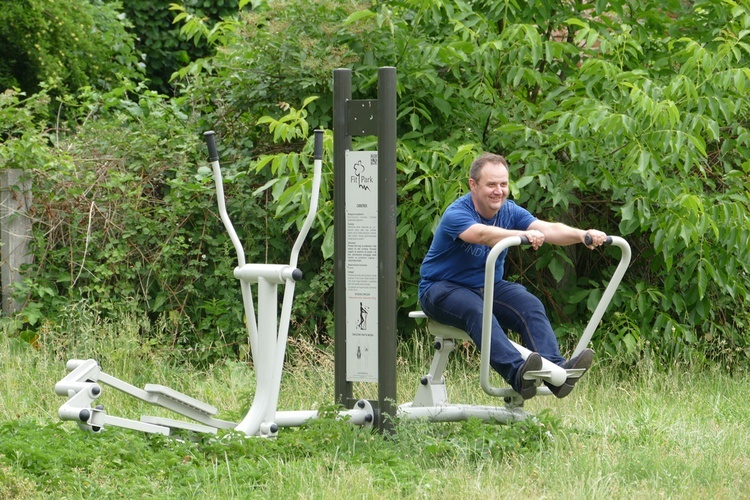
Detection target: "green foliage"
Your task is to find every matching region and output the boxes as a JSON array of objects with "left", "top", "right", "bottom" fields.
[
  {"left": 3, "top": 315, "right": 750, "bottom": 498},
  {"left": 110, "top": 0, "right": 242, "bottom": 94},
  {"left": 14, "top": 81, "right": 280, "bottom": 361},
  {"left": 0, "top": 412, "right": 557, "bottom": 496},
  {"left": 5, "top": 0, "right": 750, "bottom": 369},
  {"left": 171, "top": 0, "right": 365, "bottom": 150},
  {"left": 474, "top": 0, "right": 750, "bottom": 363},
  {"left": 0, "top": 0, "right": 142, "bottom": 95},
  {"left": 0, "top": 88, "right": 55, "bottom": 171},
  {"left": 197, "top": 0, "right": 750, "bottom": 366}
]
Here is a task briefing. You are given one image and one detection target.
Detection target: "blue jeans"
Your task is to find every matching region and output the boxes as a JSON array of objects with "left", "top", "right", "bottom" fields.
[{"left": 419, "top": 280, "right": 565, "bottom": 391}]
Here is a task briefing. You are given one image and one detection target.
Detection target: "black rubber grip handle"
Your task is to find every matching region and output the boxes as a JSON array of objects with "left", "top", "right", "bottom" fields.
[
  {"left": 584, "top": 233, "right": 613, "bottom": 246},
  {"left": 313, "top": 129, "right": 324, "bottom": 160},
  {"left": 204, "top": 131, "right": 219, "bottom": 162}
]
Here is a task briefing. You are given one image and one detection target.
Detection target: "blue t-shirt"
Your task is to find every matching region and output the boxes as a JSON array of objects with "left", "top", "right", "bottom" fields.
[{"left": 418, "top": 194, "right": 537, "bottom": 298}]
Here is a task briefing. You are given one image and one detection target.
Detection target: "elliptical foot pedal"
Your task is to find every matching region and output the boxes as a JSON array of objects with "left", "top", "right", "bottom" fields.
[
  {"left": 144, "top": 384, "right": 218, "bottom": 416},
  {"left": 141, "top": 415, "right": 218, "bottom": 434}
]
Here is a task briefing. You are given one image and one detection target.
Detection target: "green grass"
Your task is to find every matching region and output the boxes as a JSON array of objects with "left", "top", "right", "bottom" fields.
[{"left": 2, "top": 311, "right": 749, "bottom": 498}]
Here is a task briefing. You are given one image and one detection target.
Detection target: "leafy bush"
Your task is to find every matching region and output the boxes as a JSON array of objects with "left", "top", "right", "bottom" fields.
[
  {"left": 5, "top": 0, "right": 750, "bottom": 371},
  {"left": 0, "top": 88, "right": 54, "bottom": 171},
  {"left": 110, "top": 0, "right": 242, "bottom": 94},
  {"left": 192, "top": 0, "right": 750, "bottom": 366},
  {"left": 0, "top": 0, "right": 142, "bottom": 95},
  {"left": 15, "top": 81, "right": 282, "bottom": 361}
]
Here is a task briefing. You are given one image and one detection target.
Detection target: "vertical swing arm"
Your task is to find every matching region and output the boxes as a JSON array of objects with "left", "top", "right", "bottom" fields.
[
  {"left": 204, "top": 132, "right": 259, "bottom": 358},
  {"left": 479, "top": 236, "right": 525, "bottom": 397},
  {"left": 571, "top": 236, "right": 631, "bottom": 358},
  {"left": 264, "top": 130, "right": 324, "bottom": 423}
]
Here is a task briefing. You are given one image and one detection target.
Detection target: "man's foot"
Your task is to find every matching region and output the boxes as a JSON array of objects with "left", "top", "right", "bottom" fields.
[
  {"left": 514, "top": 352, "right": 543, "bottom": 400},
  {"left": 546, "top": 348, "right": 595, "bottom": 399}
]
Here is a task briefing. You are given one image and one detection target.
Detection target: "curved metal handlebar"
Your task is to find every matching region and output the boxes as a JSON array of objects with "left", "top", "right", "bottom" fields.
[
  {"left": 572, "top": 236, "right": 631, "bottom": 357},
  {"left": 479, "top": 236, "right": 525, "bottom": 396},
  {"left": 203, "top": 130, "right": 246, "bottom": 267},
  {"left": 479, "top": 234, "right": 631, "bottom": 397},
  {"left": 202, "top": 129, "right": 325, "bottom": 270},
  {"left": 289, "top": 130, "right": 324, "bottom": 269},
  {"left": 203, "top": 129, "right": 327, "bottom": 436}
]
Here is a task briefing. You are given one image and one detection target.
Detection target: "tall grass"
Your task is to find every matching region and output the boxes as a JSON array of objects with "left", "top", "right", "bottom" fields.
[{"left": 2, "top": 308, "right": 749, "bottom": 498}]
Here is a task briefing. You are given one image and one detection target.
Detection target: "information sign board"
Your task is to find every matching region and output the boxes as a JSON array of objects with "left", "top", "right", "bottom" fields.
[{"left": 345, "top": 150, "right": 379, "bottom": 382}]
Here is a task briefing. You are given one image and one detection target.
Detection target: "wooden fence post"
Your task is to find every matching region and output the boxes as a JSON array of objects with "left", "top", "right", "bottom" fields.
[{"left": 1, "top": 169, "right": 33, "bottom": 315}]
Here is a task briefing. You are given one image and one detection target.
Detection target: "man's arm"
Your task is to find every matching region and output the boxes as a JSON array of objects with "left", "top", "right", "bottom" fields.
[
  {"left": 458, "top": 220, "right": 607, "bottom": 250},
  {"left": 458, "top": 224, "right": 546, "bottom": 249},
  {"left": 528, "top": 220, "right": 607, "bottom": 249}
]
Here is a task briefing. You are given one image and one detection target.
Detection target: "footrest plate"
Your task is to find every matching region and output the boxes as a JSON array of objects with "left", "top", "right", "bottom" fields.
[
  {"left": 564, "top": 368, "right": 586, "bottom": 379},
  {"left": 522, "top": 369, "right": 553, "bottom": 380}
]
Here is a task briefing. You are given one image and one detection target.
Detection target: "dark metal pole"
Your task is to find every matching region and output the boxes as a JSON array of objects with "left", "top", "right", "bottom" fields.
[
  {"left": 377, "top": 67, "right": 398, "bottom": 432},
  {"left": 333, "top": 69, "right": 352, "bottom": 408}
]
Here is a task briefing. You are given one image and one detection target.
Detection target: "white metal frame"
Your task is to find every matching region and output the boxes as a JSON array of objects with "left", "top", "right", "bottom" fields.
[
  {"left": 54, "top": 130, "right": 374, "bottom": 437},
  {"left": 399, "top": 235, "right": 631, "bottom": 423}
]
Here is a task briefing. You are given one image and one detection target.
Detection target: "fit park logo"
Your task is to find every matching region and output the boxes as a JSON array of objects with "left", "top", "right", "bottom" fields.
[{"left": 350, "top": 159, "right": 374, "bottom": 191}]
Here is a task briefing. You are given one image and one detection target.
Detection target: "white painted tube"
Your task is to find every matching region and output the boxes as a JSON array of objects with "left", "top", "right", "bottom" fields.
[{"left": 572, "top": 236, "right": 631, "bottom": 358}]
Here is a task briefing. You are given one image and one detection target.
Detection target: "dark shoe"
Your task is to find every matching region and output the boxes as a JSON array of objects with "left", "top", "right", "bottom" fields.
[
  {"left": 514, "top": 352, "right": 543, "bottom": 400},
  {"left": 546, "top": 348, "right": 595, "bottom": 399}
]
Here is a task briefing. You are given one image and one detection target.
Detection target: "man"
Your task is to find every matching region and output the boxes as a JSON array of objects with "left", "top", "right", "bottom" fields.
[{"left": 418, "top": 152, "right": 608, "bottom": 400}]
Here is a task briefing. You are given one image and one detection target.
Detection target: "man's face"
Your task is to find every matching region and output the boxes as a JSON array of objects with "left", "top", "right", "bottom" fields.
[{"left": 469, "top": 161, "right": 509, "bottom": 218}]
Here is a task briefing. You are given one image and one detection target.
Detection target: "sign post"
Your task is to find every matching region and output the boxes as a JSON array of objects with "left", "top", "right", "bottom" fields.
[{"left": 333, "top": 67, "right": 397, "bottom": 432}]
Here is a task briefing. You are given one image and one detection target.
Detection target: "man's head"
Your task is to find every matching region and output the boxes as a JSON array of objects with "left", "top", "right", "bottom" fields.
[
  {"left": 468, "top": 153, "right": 510, "bottom": 219},
  {"left": 469, "top": 153, "right": 508, "bottom": 183}
]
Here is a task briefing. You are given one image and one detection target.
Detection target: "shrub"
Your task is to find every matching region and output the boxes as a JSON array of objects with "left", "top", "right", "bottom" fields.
[
  {"left": 16, "top": 82, "right": 278, "bottom": 362},
  {"left": 111, "top": 0, "right": 241, "bottom": 94},
  {"left": 7, "top": 0, "right": 750, "bottom": 371},
  {"left": 0, "top": 0, "right": 142, "bottom": 95}
]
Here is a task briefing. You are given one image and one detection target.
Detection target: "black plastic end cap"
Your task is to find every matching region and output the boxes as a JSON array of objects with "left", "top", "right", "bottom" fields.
[
  {"left": 79, "top": 409, "right": 90, "bottom": 422},
  {"left": 313, "top": 129, "right": 324, "bottom": 160},
  {"left": 270, "top": 423, "right": 279, "bottom": 434},
  {"left": 204, "top": 131, "right": 219, "bottom": 162},
  {"left": 584, "top": 233, "right": 613, "bottom": 246},
  {"left": 364, "top": 414, "right": 373, "bottom": 423},
  {"left": 420, "top": 377, "right": 428, "bottom": 386},
  {"left": 292, "top": 268, "right": 303, "bottom": 281}
]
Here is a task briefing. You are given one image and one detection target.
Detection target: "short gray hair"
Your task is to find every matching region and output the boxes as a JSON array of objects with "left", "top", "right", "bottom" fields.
[{"left": 469, "top": 153, "right": 509, "bottom": 183}]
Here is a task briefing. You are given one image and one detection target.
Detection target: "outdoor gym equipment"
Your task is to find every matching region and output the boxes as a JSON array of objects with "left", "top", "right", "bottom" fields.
[
  {"left": 55, "top": 66, "right": 631, "bottom": 436},
  {"left": 399, "top": 234, "right": 631, "bottom": 423},
  {"left": 54, "top": 130, "right": 374, "bottom": 437}
]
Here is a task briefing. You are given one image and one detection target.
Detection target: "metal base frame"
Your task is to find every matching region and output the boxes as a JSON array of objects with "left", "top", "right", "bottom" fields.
[{"left": 55, "top": 358, "right": 374, "bottom": 437}]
